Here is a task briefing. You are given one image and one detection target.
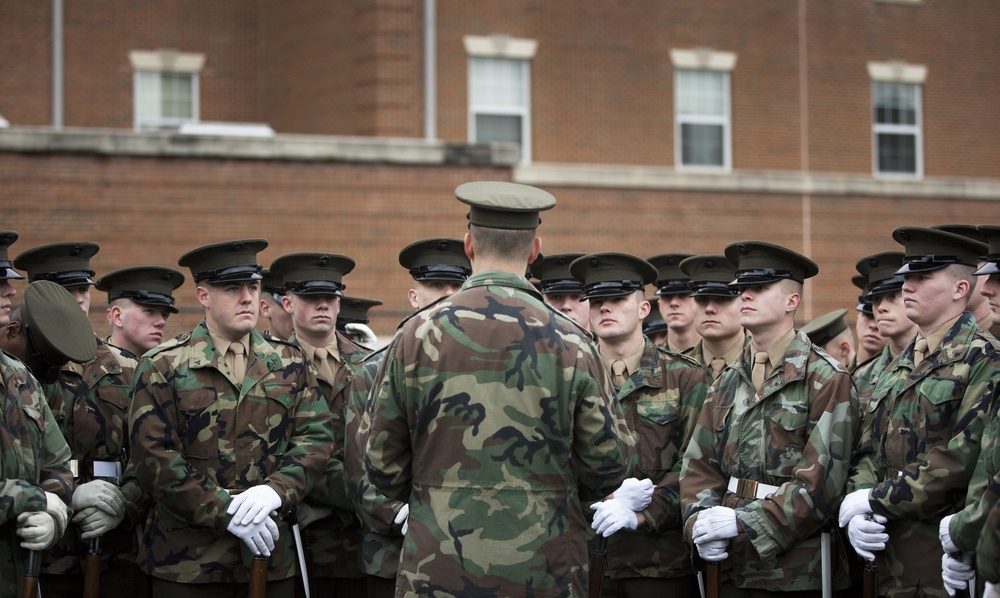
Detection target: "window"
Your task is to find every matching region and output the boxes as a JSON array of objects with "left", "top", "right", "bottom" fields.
[
  {"left": 868, "top": 61, "right": 925, "bottom": 178},
  {"left": 464, "top": 35, "right": 537, "bottom": 163},
  {"left": 671, "top": 49, "right": 736, "bottom": 171},
  {"left": 129, "top": 50, "right": 204, "bottom": 131}
]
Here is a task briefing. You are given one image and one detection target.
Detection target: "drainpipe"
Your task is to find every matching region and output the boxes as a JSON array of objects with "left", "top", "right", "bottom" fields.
[
  {"left": 424, "top": 0, "right": 436, "bottom": 140},
  {"left": 799, "top": 0, "right": 812, "bottom": 320},
  {"left": 52, "top": 0, "right": 63, "bottom": 129}
]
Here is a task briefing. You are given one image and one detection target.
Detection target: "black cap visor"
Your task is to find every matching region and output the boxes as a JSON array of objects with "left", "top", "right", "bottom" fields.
[
  {"left": 410, "top": 264, "right": 471, "bottom": 282},
  {"left": 287, "top": 280, "right": 345, "bottom": 297},
  {"left": 582, "top": 280, "right": 644, "bottom": 301},
  {"left": 197, "top": 264, "right": 263, "bottom": 284},
  {"left": 729, "top": 268, "right": 798, "bottom": 287}
]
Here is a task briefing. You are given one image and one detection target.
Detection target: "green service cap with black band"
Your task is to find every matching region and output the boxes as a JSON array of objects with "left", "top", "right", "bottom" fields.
[
  {"left": 642, "top": 300, "right": 669, "bottom": 337},
  {"left": 337, "top": 296, "right": 383, "bottom": 330},
  {"left": 801, "top": 309, "right": 849, "bottom": 347},
  {"left": 856, "top": 252, "right": 906, "bottom": 298},
  {"left": 14, "top": 242, "right": 100, "bottom": 287},
  {"left": 570, "top": 252, "right": 659, "bottom": 300},
  {"left": 260, "top": 268, "right": 286, "bottom": 297},
  {"left": 269, "top": 252, "right": 356, "bottom": 296},
  {"left": 851, "top": 273, "right": 874, "bottom": 316},
  {"left": 975, "top": 225, "right": 1000, "bottom": 276},
  {"left": 892, "top": 226, "right": 987, "bottom": 274},
  {"left": 530, "top": 253, "right": 586, "bottom": 294},
  {"left": 647, "top": 253, "right": 694, "bottom": 296},
  {"left": 22, "top": 280, "right": 97, "bottom": 383},
  {"left": 398, "top": 238, "right": 471, "bottom": 282},
  {"left": 455, "top": 181, "right": 556, "bottom": 230},
  {"left": 0, "top": 231, "right": 25, "bottom": 280},
  {"left": 725, "top": 241, "right": 819, "bottom": 287},
  {"left": 679, "top": 254, "right": 740, "bottom": 298},
  {"left": 178, "top": 239, "right": 268, "bottom": 284},
  {"left": 96, "top": 266, "right": 185, "bottom": 313}
]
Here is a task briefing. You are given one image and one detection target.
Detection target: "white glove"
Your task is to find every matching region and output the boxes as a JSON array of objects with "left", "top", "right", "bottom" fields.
[
  {"left": 610, "top": 478, "right": 654, "bottom": 512},
  {"left": 44, "top": 491, "right": 70, "bottom": 534},
  {"left": 16, "top": 512, "right": 58, "bottom": 550},
  {"left": 394, "top": 503, "right": 409, "bottom": 535},
  {"left": 73, "top": 506, "right": 125, "bottom": 539},
  {"left": 847, "top": 513, "right": 888, "bottom": 562},
  {"left": 590, "top": 499, "right": 639, "bottom": 537},
  {"left": 692, "top": 506, "right": 738, "bottom": 544},
  {"left": 941, "top": 552, "right": 974, "bottom": 597},
  {"left": 73, "top": 480, "right": 126, "bottom": 517},
  {"left": 344, "top": 323, "right": 377, "bottom": 348},
  {"left": 297, "top": 502, "right": 333, "bottom": 529},
  {"left": 838, "top": 488, "right": 873, "bottom": 528},
  {"left": 984, "top": 581, "right": 1000, "bottom": 598},
  {"left": 227, "top": 485, "right": 282, "bottom": 526},
  {"left": 227, "top": 516, "right": 280, "bottom": 557},
  {"left": 939, "top": 514, "right": 958, "bottom": 554},
  {"left": 696, "top": 538, "right": 729, "bottom": 562}
]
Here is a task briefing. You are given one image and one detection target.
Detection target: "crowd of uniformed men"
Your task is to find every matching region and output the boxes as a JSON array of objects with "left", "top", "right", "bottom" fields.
[{"left": 2, "top": 181, "right": 999, "bottom": 598}]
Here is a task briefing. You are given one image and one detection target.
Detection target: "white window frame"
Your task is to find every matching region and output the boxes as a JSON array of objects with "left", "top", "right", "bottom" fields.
[
  {"left": 671, "top": 49, "right": 737, "bottom": 172},
  {"left": 464, "top": 35, "right": 537, "bottom": 164},
  {"left": 129, "top": 50, "right": 205, "bottom": 131},
  {"left": 868, "top": 62, "right": 927, "bottom": 179}
]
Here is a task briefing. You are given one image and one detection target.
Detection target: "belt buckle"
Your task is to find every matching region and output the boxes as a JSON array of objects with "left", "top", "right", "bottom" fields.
[
  {"left": 736, "top": 478, "right": 759, "bottom": 499},
  {"left": 69, "top": 459, "right": 79, "bottom": 479}
]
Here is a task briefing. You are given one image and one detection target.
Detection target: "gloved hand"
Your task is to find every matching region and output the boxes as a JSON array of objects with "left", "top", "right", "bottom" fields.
[
  {"left": 691, "top": 506, "right": 738, "bottom": 544},
  {"left": 394, "top": 503, "right": 409, "bottom": 535},
  {"left": 73, "top": 480, "right": 125, "bottom": 517},
  {"left": 297, "top": 502, "right": 333, "bottom": 529},
  {"left": 44, "top": 491, "right": 70, "bottom": 535},
  {"left": 984, "top": 581, "right": 999, "bottom": 598},
  {"left": 227, "top": 516, "right": 280, "bottom": 557},
  {"left": 590, "top": 498, "right": 639, "bottom": 537},
  {"left": 838, "top": 488, "right": 873, "bottom": 527},
  {"left": 696, "top": 538, "right": 729, "bottom": 562},
  {"left": 939, "top": 514, "right": 958, "bottom": 554},
  {"left": 609, "top": 478, "right": 654, "bottom": 512},
  {"left": 344, "top": 323, "right": 378, "bottom": 348},
  {"left": 73, "top": 506, "right": 125, "bottom": 539},
  {"left": 16, "top": 512, "right": 58, "bottom": 550},
  {"left": 941, "top": 552, "right": 974, "bottom": 597},
  {"left": 847, "top": 513, "right": 888, "bottom": 561},
  {"left": 227, "top": 485, "right": 282, "bottom": 526}
]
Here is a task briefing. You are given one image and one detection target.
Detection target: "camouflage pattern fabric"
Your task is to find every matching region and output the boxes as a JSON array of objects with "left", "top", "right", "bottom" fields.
[
  {"left": 40, "top": 338, "right": 143, "bottom": 576},
  {"left": 851, "top": 350, "right": 886, "bottom": 409},
  {"left": 977, "top": 487, "right": 1000, "bottom": 583},
  {"left": 680, "top": 330, "right": 860, "bottom": 592},
  {"left": 604, "top": 338, "right": 709, "bottom": 580},
  {"left": 0, "top": 350, "right": 74, "bottom": 597},
  {"left": 687, "top": 336, "right": 752, "bottom": 381},
  {"left": 359, "top": 270, "right": 628, "bottom": 598},
  {"left": 849, "top": 312, "right": 1000, "bottom": 597},
  {"left": 292, "top": 331, "right": 369, "bottom": 581},
  {"left": 128, "top": 321, "right": 334, "bottom": 584}
]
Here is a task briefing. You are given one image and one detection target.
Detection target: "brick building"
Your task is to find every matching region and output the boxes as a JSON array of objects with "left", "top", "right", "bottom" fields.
[{"left": 1, "top": 0, "right": 997, "bottom": 338}]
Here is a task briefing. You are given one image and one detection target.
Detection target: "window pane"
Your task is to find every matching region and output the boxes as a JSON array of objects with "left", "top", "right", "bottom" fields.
[
  {"left": 681, "top": 123, "right": 724, "bottom": 166},
  {"left": 161, "top": 73, "right": 193, "bottom": 119},
  {"left": 677, "top": 70, "right": 724, "bottom": 116},
  {"left": 874, "top": 82, "right": 917, "bottom": 125},
  {"left": 877, "top": 133, "right": 917, "bottom": 173},
  {"left": 475, "top": 114, "right": 522, "bottom": 144},
  {"left": 471, "top": 58, "right": 524, "bottom": 108},
  {"left": 137, "top": 72, "right": 160, "bottom": 119}
]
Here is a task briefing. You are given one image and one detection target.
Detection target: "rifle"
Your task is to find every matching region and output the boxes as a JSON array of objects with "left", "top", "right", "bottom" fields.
[
  {"left": 248, "top": 555, "right": 268, "bottom": 598},
  {"left": 705, "top": 560, "right": 721, "bottom": 598},
  {"left": 862, "top": 557, "right": 878, "bottom": 598},
  {"left": 588, "top": 535, "right": 608, "bottom": 598},
  {"left": 21, "top": 549, "right": 40, "bottom": 598},
  {"left": 83, "top": 537, "right": 101, "bottom": 598}
]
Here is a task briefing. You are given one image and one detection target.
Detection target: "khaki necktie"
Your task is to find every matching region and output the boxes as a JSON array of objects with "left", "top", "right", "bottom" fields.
[
  {"left": 912, "top": 337, "right": 928, "bottom": 367},
  {"left": 611, "top": 360, "right": 628, "bottom": 389},
  {"left": 228, "top": 341, "right": 246, "bottom": 383},
  {"left": 314, "top": 347, "right": 335, "bottom": 382},
  {"left": 751, "top": 352, "right": 768, "bottom": 392},
  {"left": 710, "top": 358, "right": 727, "bottom": 379}
]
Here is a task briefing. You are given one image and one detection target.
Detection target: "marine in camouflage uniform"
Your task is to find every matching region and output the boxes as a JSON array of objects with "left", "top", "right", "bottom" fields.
[
  {"left": 269, "top": 252, "right": 369, "bottom": 596},
  {"left": 570, "top": 253, "right": 710, "bottom": 597},
  {"left": 679, "top": 254, "right": 749, "bottom": 381},
  {"left": 842, "top": 227, "right": 1000, "bottom": 598},
  {"left": 128, "top": 239, "right": 334, "bottom": 595},
  {"left": 359, "top": 182, "right": 628, "bottom": 598},
  {"left": 13, "top": 241, "right": 149, "bottom": 596},
  {"left": 646, "top": 253, "right": 699, "bottom": 355},
  {"left": 680, "top": 241, "right": 860, "bottom": 595}
]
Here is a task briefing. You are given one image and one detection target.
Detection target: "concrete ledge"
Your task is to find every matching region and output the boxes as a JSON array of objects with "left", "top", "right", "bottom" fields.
[
  {"left": 0, "top": 126, "right": 521, "bottom": 167},
  {"left": 514, "top": 162, "right": 1000, "bottom": 200}
]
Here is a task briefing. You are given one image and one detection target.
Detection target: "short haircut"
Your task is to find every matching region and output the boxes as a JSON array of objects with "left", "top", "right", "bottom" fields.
[{"left": 469, "top": 224, "right": 536, "bottom": 263}]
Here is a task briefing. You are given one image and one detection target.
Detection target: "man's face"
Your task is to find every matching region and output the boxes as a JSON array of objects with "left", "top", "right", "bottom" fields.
[
  {"left": 901, "top": 268, "right": 965, "bottom": 329},
  {"left": 260, "top": 293, "right": 295, "bottom": 341},
  {"left": 114, "top": 300, "right": 171, "bottom": 354},
  {"left": 738, "top": 282, "right": 796, "bottom": 333},
  {"left": 590, "top": 293, "right": 649, "bottom": 344},
  {"left": 873, "top": 290, "right": 917, "bottom": 342},
  {"left": 978, "top": 273, "right": 1000, "bottom": 326},
  {"left": 408, "top": 279, "right": 463, "bottom": 310},
  {"left": 693, "top": 294, "right": 742, "bottom": 341},
  {"left": 198, "top": 281, "right": 260, "bottom": 341},
  {"left": 658, "top": 292, "right": 696, "bottom": 331},
  {"left": 66, "top": 284, "right": 92, "bottom": 313},
  {"left": 0, "top": 280, "right": 15, "bottom": 327},
  {"left": 855, "top": 311, "right": 886, "bottom": 355},
  {"left": 283, "top": 293, "right": 341, "bottom": 341},
  {"left": 544, "top": 291, "right": 590, "bottom": 330}
]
